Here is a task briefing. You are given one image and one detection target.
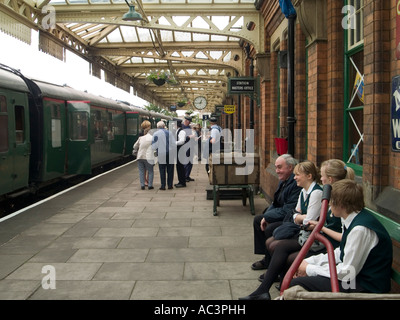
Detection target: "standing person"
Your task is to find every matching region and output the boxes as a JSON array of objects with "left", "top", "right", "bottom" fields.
[
  {"left": 290, "top": 179, "right": 393, "bottom": 294},
  {"left": 251, "top": 154, "right": 301, "bottom": 271},
  {"left": 152, "top": 121, "right": 174, "bottom": 190},
  {"left": 133, "top": 120, "right": 154, "bottom": 190},
  {"left": 204, "top": 117, "right": 222, "bottom": 174},
  {"left": 240, "top": 160, "right": 322, "bottom": 300},
  {"left": 194, "top": 124, "right": 202, "bottom": 159},
  {"left": 175, "top": 119, "right": 189, "bottom": 188},
  {"left": 182, "top": 117, "right": 196, "bottom": 182}
]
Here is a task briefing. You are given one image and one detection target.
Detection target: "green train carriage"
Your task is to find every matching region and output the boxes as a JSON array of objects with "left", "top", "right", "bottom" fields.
[{"left": 0, "top": 64, "right": 170, "bottom": 200}]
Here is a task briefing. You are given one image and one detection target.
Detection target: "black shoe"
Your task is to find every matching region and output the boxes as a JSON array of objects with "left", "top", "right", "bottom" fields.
[
  {"left": 148, "top": 186, "right": 154, "bottom": 190},
  {"left": 174, "top": 183, "right": 186, "bottom": 188},
  {"left": 251, "top": 260, "right": 268, "bottom": 270},
  {"left": 159, "top": 187, "right": 166, "bottom": 190},
  {"left": 168, "top": 186, "right": 173, "bottom": 189},
  {"left": 238, "top": 292, "right": 271, "bottom": 300},
  {"left": 141, "top": 186, "right": 145, "bottom": 190},
  {"left": 259, "top": 273, "right": 281, "bottom": 282},
  {"left": 186, "top": 177, "right": 195, "bottom": 182}
]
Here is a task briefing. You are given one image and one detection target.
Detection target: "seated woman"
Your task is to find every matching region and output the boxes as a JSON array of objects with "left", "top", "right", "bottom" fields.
[
  {"left": 239, "top": 160, "right": 322, "bottom": 300},
  {"left": 290, "top": 179, "right": 393, "bottom": 293},
  {"left": 285, "top": 159, "right": 355, "bottom": 267}
]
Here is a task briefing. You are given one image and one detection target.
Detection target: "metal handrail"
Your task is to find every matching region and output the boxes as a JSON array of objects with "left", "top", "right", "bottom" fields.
[{"left": 280, "top": 184, "right": 340, "bottom": 294}]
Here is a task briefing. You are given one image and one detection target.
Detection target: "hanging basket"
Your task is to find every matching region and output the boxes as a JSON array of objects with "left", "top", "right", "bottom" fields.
[
  {"left": 153, "top": 78, "right": 166, "bottom": 86},
  {"left": 274, "top": 137, "right": 288, "bottom": 155},
  {"left": 177, "top": 102, "right": 186, "bottom": 107}
]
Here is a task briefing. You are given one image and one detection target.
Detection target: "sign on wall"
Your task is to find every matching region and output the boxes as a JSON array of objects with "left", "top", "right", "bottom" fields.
[
  {"left": 223, "top": 105, "right": 236, "bottom": 114},
  {"left": 391, "top": 75, "right": 400, "bottom": 152}
]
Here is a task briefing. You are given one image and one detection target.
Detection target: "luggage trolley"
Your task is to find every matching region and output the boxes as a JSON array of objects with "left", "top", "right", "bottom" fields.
[{"left": 280, "top": 184, "right": 340, "bottom": 295}]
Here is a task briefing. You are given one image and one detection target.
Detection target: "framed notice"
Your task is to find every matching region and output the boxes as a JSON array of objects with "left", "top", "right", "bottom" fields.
[{"left": 391, "top": 75, "right": 400, "bottom": 151}]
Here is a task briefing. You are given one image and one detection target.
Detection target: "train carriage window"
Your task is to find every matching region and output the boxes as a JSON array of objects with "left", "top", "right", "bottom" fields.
[
  {"left": 0, "top": 95, "right": 6, "bottom": 112},
  {"left": 70, "top": 111, "right": 88, "bottom": 141},
  {"left": 0, "top": 96, "right": 8, "bottom": 152},
  {"left": 14, "top": 105, "right": 25, "bottom": 144},
  {"left": 127, "top": 118, "right": 138, "bottom": 135},
  {"left": 113, "top": 111, "right": 124, "bottom": 136},
  {"left": 0, "top": 115, "right": 8, "bottom": 152},
  {"left": 51, "top": 104, "right": 62, "bottom": 148},
  {"left": 107, "top": 111, "right": 114, "bottom": 141},
  {"left": 94, "top": 110, "right": 103, "bottom": 140}
]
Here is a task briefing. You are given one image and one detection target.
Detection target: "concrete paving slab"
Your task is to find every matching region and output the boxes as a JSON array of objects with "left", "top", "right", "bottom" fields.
[
  {"left": 29, "top": 280, "right": 136, "bottom": 300},
  {"left": 131, "top": 280, "right": 232, "bottom": 300}
]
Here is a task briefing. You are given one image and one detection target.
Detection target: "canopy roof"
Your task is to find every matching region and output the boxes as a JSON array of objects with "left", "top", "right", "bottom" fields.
[{"left": 1, "top": 0, "right": 264, "bottom": 111}]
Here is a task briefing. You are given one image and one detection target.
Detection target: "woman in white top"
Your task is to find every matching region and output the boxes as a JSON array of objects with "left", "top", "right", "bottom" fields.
[{"left": 133, "top": 121, "right": 155, "bottom": 190}]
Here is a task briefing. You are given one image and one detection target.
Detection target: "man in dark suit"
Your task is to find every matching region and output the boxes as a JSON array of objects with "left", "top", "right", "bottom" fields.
[{"left": 251, "top": 154, "right": 302, "bottom": 270}]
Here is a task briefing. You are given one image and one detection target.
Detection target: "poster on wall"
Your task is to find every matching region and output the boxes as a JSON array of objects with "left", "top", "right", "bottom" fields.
[{"left": 391, "top": 75, "right": 400, "bottom": 152}]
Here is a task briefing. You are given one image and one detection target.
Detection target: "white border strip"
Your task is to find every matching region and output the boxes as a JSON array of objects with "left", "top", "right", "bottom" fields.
[{"left": 0, "top": 160, "right": 137, "bottom": 223}]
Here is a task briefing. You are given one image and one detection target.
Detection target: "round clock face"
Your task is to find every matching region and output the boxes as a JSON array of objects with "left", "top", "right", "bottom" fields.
[{"left": 193, "top": 96, "right": 207, "bottom": 110}]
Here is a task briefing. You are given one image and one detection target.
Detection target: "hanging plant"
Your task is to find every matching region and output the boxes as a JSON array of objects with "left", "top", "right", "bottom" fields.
[
  {"left": 176, "top": 97, "right": 189, "bottom": 107},
  {"left": 146, "top": 71, "right": 177, "bottom": 86}
]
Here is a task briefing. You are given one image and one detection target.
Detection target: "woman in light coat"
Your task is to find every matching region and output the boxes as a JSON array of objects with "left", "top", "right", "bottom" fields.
[{"left": 133, "top": 121, "right": 155, "bottom": 190}]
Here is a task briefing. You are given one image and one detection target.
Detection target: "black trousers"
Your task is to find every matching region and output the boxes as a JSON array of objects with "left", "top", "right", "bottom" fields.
[
  {"left": 176, "top": 160, "right": 186, "bottom": 185},
  {"left": 290, "top": 275, "right": 367, "bottom": 293},
  {"left": 253, "top": 215, "right": 282, "bottom": 264}
]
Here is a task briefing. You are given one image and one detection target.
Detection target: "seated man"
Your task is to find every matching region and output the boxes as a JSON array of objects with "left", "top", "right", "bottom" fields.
[
  {"left": 252, "top": 154, "right": 302, "bottom": 270},
  {"left": 290, "top": 179, "right": 393, "bottom": 293}
]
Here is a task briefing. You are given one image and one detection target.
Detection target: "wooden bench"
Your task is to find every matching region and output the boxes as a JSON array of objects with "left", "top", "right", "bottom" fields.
[
  {"left": 208, "top": 152, "right": 259, "bottom": 216},
  {"left": 212, "top": 184, "right": 255, "bottom": 216}
]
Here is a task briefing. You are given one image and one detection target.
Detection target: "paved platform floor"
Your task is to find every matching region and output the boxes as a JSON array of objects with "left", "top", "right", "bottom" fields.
[{"left": 0, "top": 161, "right": 280, "bottom": 300}]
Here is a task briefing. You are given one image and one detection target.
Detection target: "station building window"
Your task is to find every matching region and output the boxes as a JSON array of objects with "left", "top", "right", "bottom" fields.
[
  {"left": 0, "top": 95, "right": 8, "bottom": 152},
  {"left": 344, "top": 0, "right": 364, "bottom": 175}
]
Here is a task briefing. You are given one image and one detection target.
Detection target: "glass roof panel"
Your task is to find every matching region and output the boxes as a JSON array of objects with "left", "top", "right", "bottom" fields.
[
  {"left": 136, "top": 28, "right": 153, "bottom": 42},
  {"left": 211, "top": 34, "right": 229, "bottom": 41},
  {"left": 120, "top": 26, "right": 139, "bottom": 42},
  {"left": 106, "top": 29, "right": 123, "bottom": 42},
  {"left": 160, "top": 30, "right": 174, "bottom": 42},
  {"left": 90, "top": 0, "right": 111, "bottom": 3},
  {"left": 193, "top": 33, "right": 210, "bottom": 41},
  {"left": 160, "top": 0, "right": 186, "bottom": 3},
  {"left": 174, "top": 32, "right": 191, "bottom": 42},
  {"left": 211, "top": 16, "right": 230, "bottom": 31},
  {"left": 191, "top": 16, "right": 210, "bottom": 29},
  {"left": 172, "top": 16, "right": 191, "bottom": 27}
]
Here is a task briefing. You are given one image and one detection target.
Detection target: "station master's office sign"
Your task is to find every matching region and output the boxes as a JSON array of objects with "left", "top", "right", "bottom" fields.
[
  {"left": 228, "top": 76, "right": 260, "bottom": 107},
  {"left": 392, "top": 75, "right": 400, "bottom": 152}
]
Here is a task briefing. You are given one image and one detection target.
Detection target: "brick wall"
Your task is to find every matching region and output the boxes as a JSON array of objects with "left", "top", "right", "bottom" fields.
[{"left": 363, "top": 0, "right": 391, "bottom": 204}]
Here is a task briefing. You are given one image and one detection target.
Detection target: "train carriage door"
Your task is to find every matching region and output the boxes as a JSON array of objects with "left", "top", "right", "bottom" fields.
[
  {"left": 67, "top": 100, "right": 91, "bottom": 174},
  {"left": 0, "top": 91, "right": 30, "bottom": 194}
]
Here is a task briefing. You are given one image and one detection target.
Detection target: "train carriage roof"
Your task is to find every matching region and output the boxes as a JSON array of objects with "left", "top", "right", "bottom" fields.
[
  {"left": 0, "top": 67, "right": 30, "bottom": 93},
  {"left": 33, "top": 79, "right": 131, "bottom": 112}
]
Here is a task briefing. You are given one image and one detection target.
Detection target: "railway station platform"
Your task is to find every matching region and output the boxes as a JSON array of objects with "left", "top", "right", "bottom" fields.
[{"left": 0, "top": 161, "right": 279, "bottom": 300}]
